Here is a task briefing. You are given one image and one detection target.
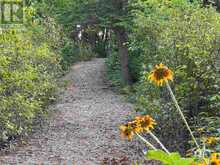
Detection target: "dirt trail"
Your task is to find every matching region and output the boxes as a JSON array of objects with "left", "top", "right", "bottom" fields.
[{"left": 0, "top": 58, "right": 146, "bottom": 165}]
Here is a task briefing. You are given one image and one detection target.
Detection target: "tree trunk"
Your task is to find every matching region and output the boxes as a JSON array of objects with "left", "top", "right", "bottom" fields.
[
  {"left": 203, "top": 0, "right": 220, "bottom": 11},
  {"left": 114, "top": 27, "right": 132, "bottom": 85},
  {"left": 215, "top": 0, "right": 220, "bottom": 11}
]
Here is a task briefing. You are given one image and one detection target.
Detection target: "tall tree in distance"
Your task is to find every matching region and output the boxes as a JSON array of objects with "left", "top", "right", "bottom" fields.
[
  {"left": 112, "top": 0, "right": 132, "bottom": 85},
  {"left": 96, "top": 0, "right": 132, "bottom": 84}
]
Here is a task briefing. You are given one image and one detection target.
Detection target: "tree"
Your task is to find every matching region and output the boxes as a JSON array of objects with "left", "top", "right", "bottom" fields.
[
  {"left": 95, "top": 0, "right": 132, "bottom": 84},
  {"left": 49, "top": 0, "right": 133, "bottom": 85},
  {"left": 203, "top": 0, "right": 220, "bottom": 10}
]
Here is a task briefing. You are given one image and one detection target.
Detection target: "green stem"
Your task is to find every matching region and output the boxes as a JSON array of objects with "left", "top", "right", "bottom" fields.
[
  {"left": 136, "top": 133, "right": 157, "bottom": 150},
  {"left": 202, "top": 143, "right": 208, "bottom": 165},
  {"left": 148, "top": 131, "right": 170, "bottom": 154},
  {"left": 165, "top": 81, "right": 201, "bottom": 151}
]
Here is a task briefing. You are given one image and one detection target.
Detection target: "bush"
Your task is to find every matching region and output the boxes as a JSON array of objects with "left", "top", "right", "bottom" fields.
[
  {"left": 105, "top": 51, "right": 122, "bottom": 86},
  {"left": 77, "top": 42, "right": 96, "bottom": 61},
  {"left": 0, "top": 17, "right": 61, "bottom": 144}
]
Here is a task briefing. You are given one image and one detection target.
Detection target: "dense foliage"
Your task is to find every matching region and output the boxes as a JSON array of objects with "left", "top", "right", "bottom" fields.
[
  {"left": 0, "top": 16, "right": 60, "bottom": 145},
  {"left": 0, "top": 0, "right": 98, "bottom": 147},
  {"left": 0, "top": 2, "right": 72, "bottom": 146},
  {"left": 107, "top": 0, "right": 220, "bottom": 154}
]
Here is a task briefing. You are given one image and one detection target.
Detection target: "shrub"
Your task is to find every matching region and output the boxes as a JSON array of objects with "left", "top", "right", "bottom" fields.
[
  {"left": 0, "top": 18, "right": 61, "bottom": 144},
  {"left": 105, "top": 51, "right": 122, "bottom": 86}
]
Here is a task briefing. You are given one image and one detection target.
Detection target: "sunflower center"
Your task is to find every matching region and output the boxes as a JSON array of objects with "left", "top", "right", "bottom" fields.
[
  {"left": 154, "top": 68, "right": 169, "bottom": 80},
  {"left": 211, "top": 161, "right": 218, "bottom": 165},
  {"left": 140, "top": 120, "right": 150, "bottom": 128},
  {"left": 124, "top": 126, "right": 133, "bottom": 135}
]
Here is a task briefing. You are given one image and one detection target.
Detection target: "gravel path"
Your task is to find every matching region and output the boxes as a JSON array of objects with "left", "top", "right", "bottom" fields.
[{"left": 0, "top": 58, "right": 154, "bottom": 165}]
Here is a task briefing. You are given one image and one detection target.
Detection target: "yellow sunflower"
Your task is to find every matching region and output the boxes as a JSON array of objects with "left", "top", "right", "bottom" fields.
[
  {"left": 119, "top": 123, "right": 134, "bottom": 141},
  {"left": 135, "top": 115, "right": 156, "bottom": 131},
  {"left": 191, "top": 163, "right": 206, "bottom": 165},
  {"left": 197, "top": 127, "right": 205, "bottom": 133},
  {"left": 210, "top": 153, "right": 220, "bottom": 165},
  {"left": 129, "top": 121, "right": 142, "bottom": 133},
  {"left": 191, "top": 154, "right": 220, "bottom": 165},
  {"left": 210, "top": 158, "right": 220, "bottom": 165},
  {"left": 148, "top": 63, "right": 173, "bottom": 86},
  {"left": 211, "top": 153, "right": 220, "bottom": 159},
  {"left": 206, "top": 137, "right": 219, "bottom": 145}
]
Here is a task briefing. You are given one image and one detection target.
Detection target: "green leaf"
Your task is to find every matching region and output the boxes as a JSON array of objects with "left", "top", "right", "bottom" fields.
[
  {"left": 146, "top": 150, "right": 196, "bottom": 165},
  {"left": 147, "top": 150, "right": 173, "bottom": 164}
]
